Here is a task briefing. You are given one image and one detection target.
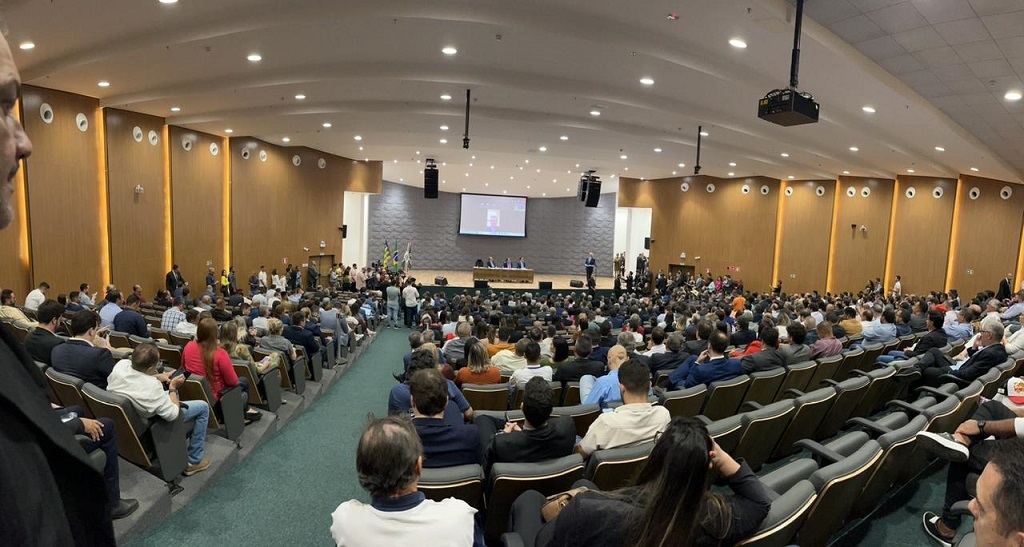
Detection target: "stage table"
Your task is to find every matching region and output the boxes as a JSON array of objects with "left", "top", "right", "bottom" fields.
[{"left": 473, "top": 267, "right": 535, "bottom": 283}]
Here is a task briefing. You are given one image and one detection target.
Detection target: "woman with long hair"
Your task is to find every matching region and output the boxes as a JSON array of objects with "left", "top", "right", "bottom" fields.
[
  {"left": 219, "top": 320, "right": 275, "bottom": 374},
  {"left": 514, "top": 417, "right": 771, "bottom": 546},
  {"left": 540, "top": 335, "right": 570, "bottom": 370},
  {"left": 183, "top": 318, "right": 261, "bottom": 421},
  {"left": 455, "top": 341, "right": 501, "bottom": 386}
]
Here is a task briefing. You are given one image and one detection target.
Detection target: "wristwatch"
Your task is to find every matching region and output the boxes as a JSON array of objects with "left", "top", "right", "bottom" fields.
[
  {"left": 168, "top": 389, "right": 178, "bottom": 394},
  {"left": 978, "top": 419, "right": 986, "bottom": 434}
]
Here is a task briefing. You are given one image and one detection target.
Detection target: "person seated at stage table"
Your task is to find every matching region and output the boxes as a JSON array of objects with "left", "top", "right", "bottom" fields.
[
  {"left": 486, "top": 256, "right": 497, "bottom": 268},
  {"left": 516, "top": 257, "right": 527, "bottom": 269},
  {"left": 474, "top": 258, "right": 484, "bottom": 267},
  {"left": 503, "top": 257, "right": 513, "bottom": 268}
]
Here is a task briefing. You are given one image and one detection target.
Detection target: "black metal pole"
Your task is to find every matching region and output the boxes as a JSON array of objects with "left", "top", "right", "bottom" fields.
[
  {"left": 790, "top": 0, "right": 803, "bottom": 89},
  {"left": 694, "top": 125, "right": 702, "bottom": 175}
]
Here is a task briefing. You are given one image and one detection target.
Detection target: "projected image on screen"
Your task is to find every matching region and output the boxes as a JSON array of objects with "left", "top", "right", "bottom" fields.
[{"left": 460, "top": 193, "right": 528, "bottom": 237}]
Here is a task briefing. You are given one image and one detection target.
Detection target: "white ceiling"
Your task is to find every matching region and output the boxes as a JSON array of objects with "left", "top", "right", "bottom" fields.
[{"left": 3, "top": 0, "right": 1020, "bottom": 198}]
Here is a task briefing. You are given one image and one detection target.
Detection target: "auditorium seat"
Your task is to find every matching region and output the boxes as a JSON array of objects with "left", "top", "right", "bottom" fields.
[
  {"left": 583, "top": 441, "right": 653, "bottom": 490},
  {"left": 896, "top": 333, "right": 917, "bottom": 350},
  {"left": 168, "top": 331, "right": 192, "bottom": 348},
  {"left": 743, "top": 368, "right": 786, "bottom": 407},
  {"left": 107, "top": 331, "right": 132, "bottom": 350},
  {"left": 660, "top": 385, "right": 707, "bottom": 418},
  {"left": 805, "top": 354, "right": 842, "bottom": 389},
  {"left": 736, "top": 479, "right": 818, "bottom": 547},
  {"left": 833, "top": 347, "right": 866, "bottom": 381},
  {"left": 419, "top": 463, "right": 485, "bottom": 510},
  {"left": 511, "top": 381, "right": 561, "bottom": 409},
  {"left": 485, "top": 454, "right": 585, "bottom": 544},
  {"left": 700, "top": 374, "right": 750, "bottom": 421},
  {"left": 812, "top": 376, "right": 870, "bottom": 440},
  {"left": 45, "top": 368, "right": 92, "bottom": 416},
  {"left": 770, "top": 387, "right": 836, "bottom": 461},
  {"left": 128, "top": 334, "right": 155, "bottom": 348},
  {"left": 704, "top": 414, "right": 744, "bottom": 453},
  {"left": 253, "top": 347, "right": 305, "bottom": 395},
  {"left": 561, "top": 381, "right": 581, "bottom": 406},
  {"left": 550, "top": 404, "right": 601, "bottom": 437},
  {"left": 294, "top": 346, "right": 322, "bottom": 382},
  {"left": 232, "top": 358, "right": 282, "bottom": 412},
  {"left": 35, "top": 360, "right": 60, "bottom": 404},
  {"left": 733, "top": 400, "right": 795, "bottom": 472},
  {"left": 156, "top": 342, "right": 183, "bottom": 371},
  {"left": 5, "top": 321, "right": 29, "bottom": 342},
  {"left": 847, "top": 366, "right": 898, "bottom": 418},
  {"left": 774, "top": 360, "right": 816, "bottom": 401},
  {"left": 462, "top": 382, "right": 512, "bottom": 411},
  {"left": 179, "top": 375, "right": 245, "bottom": 443}
]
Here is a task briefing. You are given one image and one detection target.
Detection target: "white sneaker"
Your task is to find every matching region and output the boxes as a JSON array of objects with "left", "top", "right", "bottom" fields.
[{"left": 916, "top": 432, "right": 969, "bottom": 463}]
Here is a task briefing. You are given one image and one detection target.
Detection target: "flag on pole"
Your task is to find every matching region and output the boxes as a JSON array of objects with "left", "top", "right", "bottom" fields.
[
  {"left": 402, "top": 241, "right": 412, "bottom": 273},
  {"left": 392, "top": 245, "right": 402, "bottom": 272},
  {"left": 382, "top": 239, "right": 391, "bottom": 270}
]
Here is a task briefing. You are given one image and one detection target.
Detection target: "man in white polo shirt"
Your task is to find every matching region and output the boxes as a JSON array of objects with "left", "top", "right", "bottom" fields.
[{"left": 575, "top": 359, "right": 669, "bottom": 458}]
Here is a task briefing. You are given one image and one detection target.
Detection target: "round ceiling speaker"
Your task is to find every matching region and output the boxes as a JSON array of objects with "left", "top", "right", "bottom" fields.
[
  {"left": 318, "top": 158, "right": 327, "bottom": 169},
  {"left": 741, "top": 184, "right": 750, "bottom": 194},
  {"left": 75, "top": 113, "right": 88, "bottom": 132},
  {"left": 861, "top": 187, "right": 871, "bottom": 197},
  {"left": 292, "top": 154, "right": 302, "bottom": 166},
  {"left": 932, "top": 187, "right": 943, "bottom": 199},
  {"left": 815, "top": 185, "right": 826, "bottom": 197},
  {"left": 148, "top": 130, "right": 159, "bottom": 146},
  {"left": 181, "top": 137, "right": 193, "bottom": 151},
  {"left": 905, "top": 187, "right": 916, "bottom": 198},
  {"left": 241, "top": 148, "right": 250, "bottom": 160},
  {"left": 846, "top": 186, "right": 856, "bottom": 197},
  {"left": 680, "top": 182, "right": 689, "bottom": 192},
  {"left": 785, "top": 186, "right": 794, "bottom": 196},
  {"left": 1000, "top": 186, "right": 1012, "bottom": 200},
  {"left": 209, "top": 142, "right": 219, "bottom": 156},
  {"left": 760, "top": 185, "right": 770, "bottom": 195},
  {"left": 969, "top": 187, "right": 980, "bottom": 200},
  {"left": 706, "top": 183, "right": 716, "bottom": 193},
  {"left": 259, "top": 149, "right": 268, "bottom": 162},
  {"left": 39, "top": 103, "right": 53, "bottom": 124},
  {"left": 132, "top": 126, "right": 143, "bottom": 142}
]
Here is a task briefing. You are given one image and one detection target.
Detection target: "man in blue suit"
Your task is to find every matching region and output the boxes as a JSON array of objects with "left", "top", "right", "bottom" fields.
[
  {"left": 517, "top": 257, "right": 527, "bottom": 269},
  {"left": 682, "top": 331, "right": 744, "bottom": 389},
  {"left": 585, "top": 252, "right": 596, "bottom": 279},
  {"left": 51, "top": 310, "right": 116, "bottom": 390}
]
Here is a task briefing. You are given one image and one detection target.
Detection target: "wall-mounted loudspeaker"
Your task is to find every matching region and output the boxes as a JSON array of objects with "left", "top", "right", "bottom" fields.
[
  {"left": 644, "top": 237, "right": 651, "bottom": 250},
  {"left": 340, "top": 225, "right": 348, "bottom": 239},
  {"left": 584, "top": 180, "right": 601, "bottom": 207},
  {"left": 424, "top": 165, "right": 439, "bottom": 199},
  {"left": 539, "top": 281, "right": 553, "bottom": 291}
]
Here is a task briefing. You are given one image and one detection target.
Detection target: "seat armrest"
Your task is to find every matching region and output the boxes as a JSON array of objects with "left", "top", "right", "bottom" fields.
[
  {"left": 793, "top": 439, "right": 844, "bottom": 465},
  {"left": 758, "top": 459, "right": 819, "bottom": 495},
  {"left": 822, "top": 379, "right": 840, "bottom": 388},
  {"left": 696, "top": 415, "right": 712, "bottom": 425},
  {"left": 783, "top": 388, "right": 806, "bottom": 398},
  {"left": 844, "top": 416, "right": 895, "bottom": 437},
  {"left": 849, "top": 370, "right": 868, "bottom": 378},
  {"left": 740, "top": 401, "right": 764, "bottom": 411},
  {"left": 915, "top": 386, "right": 953, "bottom": 399},
  {"left": 939, "top": 374, "right": 969, "bottom": 387},
  {"left": 886, "top": 399, "right": 925, "bottom": 415}
]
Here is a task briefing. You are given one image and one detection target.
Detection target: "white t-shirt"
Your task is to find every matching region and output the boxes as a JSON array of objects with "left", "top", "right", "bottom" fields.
[
  {"left": 578, "top": 403, "right": 671, "bottom": 455},
  {"left": 402, "top": 285, "right": 419, "bottom": 307},
  {"left": 24, "top": 289, "right": 45, "bottom": 311},
  {"left": 492, "top": 350, "right": 527, "bottom": 375},
  {"left": 510, "top": 364, "right": 553, "bottom": 388},
  {"left": 330, "top": 496, "right": 475, "bottom": 547}
]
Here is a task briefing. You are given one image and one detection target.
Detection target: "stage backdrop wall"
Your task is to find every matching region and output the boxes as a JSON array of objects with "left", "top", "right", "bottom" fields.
[{"left": 368, "top": 181, "right": 615, "bottom": 277}]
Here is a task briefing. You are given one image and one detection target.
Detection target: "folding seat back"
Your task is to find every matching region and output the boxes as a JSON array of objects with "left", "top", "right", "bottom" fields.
[
  {"left": 7, "top": 321, "right": 29, "bottom": 342},
  {"left": 813, "top": 376, "right": 870, "bottom": 440},
  {"left": 856, "top": 344, "right": 885, "bottom": 376},
  {"left": 583, "top": 441, "right": 654, "bottom": 490},
  {"left": 736, "top": 480, "right": 817, "bottom": 547},
  {"left": 735, "top": 400, "right": 795, "bottom": 471},
  {"left": 34, "top": 360, "right": 59, "bottom": 404},
  {"left": 551, "top": 404, "right": 601, "bottom": 437},
  {"left": 989, "top": 359, "right": 1020, "bottom": 399},
  {"left": 852, "top": 415, "right": 928, "bottom": 517},
  {"left": 745, "top": 368, "right": 786, "bottom": 406},
  {"left": 849, "top": 366, "right": 898, "bottom": 418},
  {"left": 486, "top": 455, "right": 585, "bottom": 544},
  {"left": 793, "top": 441, "right": 883, "bottom": 547},
  {"left": 232, "top": 358, "right": 281, "bottom": 412},
  {"left": 949, "top": 340, "right": 966, "bottom": 357},
  {"left": 107, "top": 331, "right": 132, "bottom": 350},
  {"left": 144, "top": 315, "right": 161, "bottom": 328},
  {"left": 169, "top": 331, "right": 193, "bottom": 348},
  {"left": 156, "top": 342, "right": 183, "bottom": 371},
  {"left": 661, "top": 385, "right": 707, "bottom": 418},
  {"left": 937, "top": 381, "right": 984, "bottom": 432},
  {"left": 294, "top": 346, "right": 322, "bottom": 382},
  {"left": 419, "top": 464, "right": 485, "bottom": 510},
  {"left": 45, "top": 368, "right": 91, "bottom": 415},
  {"left": 833, "top": 348, "right": 865, "bottom": 382},
  {"left": 806, "top": 355, "right": 843, "bottom": 389},
  {"left": 461, "top": 383, "right": 511, "bottom": 411},
  {"left": 706, "top": 415, "right": 744, "bottom": 454},
  {"left": 561, "top": 381, "right": 581, "bottom": 406},
  {"left": 700, "top": 374, "right": 750, "bottom": 421},
  {"left": 179, "top": 375, "right": 222, "bottom": 430},
  {"left": 148, "top": 328, "right": 169, "bottom": 343},
  {"left": 897, "top": 333, "right": 917, "bottom": 350},
  {"left": 881, "top": 339, "right": 901, "bottom": 355},
  {"left": 128, "top": 335, "right": 155, "bottom": 348},
  {"left": 772, "top": 387, "right": 836, "bottom": 461},
  {"left": 254, "top": 347, "right": 304, "bottom": 395},
  {"left": 775, "top": 360, "right": 817, "bottom": 400},
  {"left": 510, "top": 381, "right": 561, "bottom": 409}
]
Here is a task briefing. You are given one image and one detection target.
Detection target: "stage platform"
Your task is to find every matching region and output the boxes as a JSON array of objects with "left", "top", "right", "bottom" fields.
[{"left": 406, "top": 269, "right": 613, "bottom": 291}]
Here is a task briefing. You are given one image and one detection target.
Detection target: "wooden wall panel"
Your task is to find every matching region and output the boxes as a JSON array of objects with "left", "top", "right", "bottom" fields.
[
  {"left": 829, "top": 177, "right": 895, "bottom": 294},
  {"left": 0, "top": 144, "right": 31, "bottom": 297},
  {"left": 21, "top": 86, "right": 105, "bottom": 296},
  {"left": 887, "top": 176, "right": 956, "bottom": 295},
  {"left": 105, "top": 109, "right": 167, "bottom": 296},
  {"left": 948, "top": 175, "right": 1024, "bottom": 297},
  {"left": 777, "top": 180, "right": 836, "bottom": 294},
  {"left": 620, "top": 176, "right": 779, "bottom": 291},
  {"left": 169, "top": 126, "right": 225, "bottom": 292}
]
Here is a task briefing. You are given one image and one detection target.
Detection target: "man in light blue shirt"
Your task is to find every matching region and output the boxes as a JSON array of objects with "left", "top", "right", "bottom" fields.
[
  {"left": 98, "top": 291, "right": 123, "bottom": 329},
  {"left": 1000, "top": 294, "right": 1024, "bottom": 321},
  {"left": 944, "top": 310, "right": 975, "bottom": 341},
  {"left": 860, "top": 309, "right": 897, "bottom": 345},
  {"left": 581, "top": 345, "right": 625, "bottom": 409}
]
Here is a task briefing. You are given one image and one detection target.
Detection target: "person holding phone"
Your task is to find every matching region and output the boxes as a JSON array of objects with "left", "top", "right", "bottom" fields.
[{"left": 51, "top": 310, "right": 117, "bottom": 390}]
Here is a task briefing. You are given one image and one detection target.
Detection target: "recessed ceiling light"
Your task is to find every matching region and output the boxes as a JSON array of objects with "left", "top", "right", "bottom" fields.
[
  {"left": 469, "top": 163, "right": 473, "bottom": 166},
  {"left": 353, "top": 135, "right": 362, "bottom": 141},
  {"left": 672, "top": 171, "right": 677, "bottom": 175},
  {"left": 465, "top": 173, "right": 469, "bottom": 177},
  {"left": 441, "top": 46, "right": 458, "bottom": 56},
  {"left": 560, "top": 135, "right": 569, "bottom": 141},
  {"left": 700, "top": 131, "right": 709, "bottom": 137},
  {"left": 97, "top": 81, "right": 110, "bottom": 87},
  {"left": 542, "top": 193, "right": 547, "bottom": 196},
  {"left": 849, "top": 146, "right": 859, "bottom": 152},
  {"left": 639, "top": 77, "right": 655, "bottom": 86},
  {"left": 170, "top": 107, "right": 181, "bottom": 112},
  {"left": 729, "top": 38, "right": 747, "bottom": 49},
  {"left": 484, "top": 183, "right": 489, "bottom": 186},
  {"left": 294, "top": 94, "right": 306, "bottom": 100},
  {"left": 1005, "top": 90, "right": 1022, "bottom": 101},
  {"left": 728, "top": 162, "right": 736, "bottom": 167},
  {"left": 536, "top": 168, "right": 541, "bottom": 173},
  {"left": 970, "top": 167, "right": 979, "bottom": 172},
  {"left": 440, "top": 94, "right": 452, "bottom": 101},
  {"left": 843, "top": 170, "right": 850, "bottom": 175},
  {"left": 358, "top": 146, "right": 363, "bottom": 151},
  {"left": 322, "top": 122, "right": 332, "bottom": 128},
  {"left": 159, "top": 0, "right": 178, "bottom": 3},
  {"left": 624, "top": 167, "right": 629, "bottom": 171},
  {"left": 463, "top": 188, "right": 466, "bottom": 191},
  {"left": 620, "top": 155, "right": 628, "bottom": 160},
  {"left": 566, "top": 188, "right": 571, "bottom": 192},
  {"left": 907, "top": 169, "right": 915, "bottom": 173},
  {"left": 678, "top": 163, "right": 685, "bottom": 167},
  {"left": 539, "top": 146, "right": 547, "bottom": 152},
  {"left": 439, "top": 125, "right": 449, "bottom": 131},
  {"left": 282, "top": 137, "right": 290, "bottom": 142},
  {"left": 393, "top": 159, "right": 398, "bottom": 163},
  {"left": 224, "top": 129, "right": 233, "bottom": 134},
  {"left": 247, "top": 53, "right": 262, "bottom": 62},
  {"left": 490, "top": 165, "right": 494, "bottom": 169},
  {"left": 788, "top": 175, "right": 795, "bottom": 179},
  {"left": 415, "top": 151, "right": 420, "bottom": 155},
  {"left": 590, "top": 110, "right": 601, "bottom": 116},
  {"left": 862, "top": 106, "right": 875, "bottom": 113},
  {"left": 439, "top": 138, "right": 448, "bottom": 144},
  {"left": 526, "top": 185, "right": 531, "bottom": 189},
  {"left": 18, "top": 41, "right": 34, "bottom": 50},
  {"left": 654, "top": 148, "right": 662, "bottom": 153},
  {"left": 780, "top": 152, "right": 789, "bottom": 157},
  {"left": 728, "top": 172, "right": 735, "bottom": 176},
  {"left": 525, "top": 159, "right": 529, "bottom": 164},
  {"left": 934, "top": 146, "right": 945, "bottom": 152}
]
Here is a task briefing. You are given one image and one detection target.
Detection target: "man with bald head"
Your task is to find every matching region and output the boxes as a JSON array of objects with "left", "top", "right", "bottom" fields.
[
  {"left": 581, "top": 344, "right": 627, "bottom": 409},
  {"left": 0, "top": 33, "right": 115, "bottom": 544}
]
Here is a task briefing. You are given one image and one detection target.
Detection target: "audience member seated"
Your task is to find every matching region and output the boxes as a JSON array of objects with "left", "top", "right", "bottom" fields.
[
  {"left": 739, "top": 326, "right": 783, "bottom": 374},
  {"left": 540, "top": 335, "right": 571, "bottom": 370},
  {"left": 409, "top": 368, "right": 481, "bottom": 468},
  {"left": 730, "top": 315, "right": 756, "bottom": 347},
  {"left": 878, "top": 310, "right": 947, "bottom": 366},
  {"left": 160, "top": 298, "right": 187, "bottom": 332},
  {"left": 857, "top": 308, "right": 897, "bottom": 346},
  {"left": 577, "top": 359, "right": 670, "bottom": 458},
  {"left": 917, "top": 401, "right": 1024, "bottom": 546},
  {"left": 944, "top": 309, "right": 974, "bottom": 341},
  {"left": 476, "top": 377, "right": 576, "bottom": 472},
  {"left": 24, "top": 281, "right": 49, "bottom": 311},
  {"left": 390, "top": 349, "right": 473, "bottom": 423},
  {"left": 680, "top": 330, "right": 743, "bottom": 389},
  {"left": 210, "top": 298, "right": 233, "bottom": 322},
  {"left": 640, "top": 326, "right": 667, "bottom": 356},
  {"left": 454, "top": 341, "right": 501, "bottom": 386},
  {"left": 779, "top": 322, "right": 811, "bottom": 365},
  {"left": 284, "top": 311, "right": 327, "bottom": 366},
  {"left": 25, "top": 299, "right": 66, "bottom": 364},
  {"left": 493, "top": 337, "right": 530, "bottom": 376},
  {"left": 441, "top": 321, "right": 475, "bottom": 366},
  {"left": 183, "top": 318, "right": 261, "bottom": 422},
  {"left": 648, "top": 332, "right": 688, "bottom": 379},
  {"left": 581, "top": 345, "right": 627, "bottom": 409},
  {"left": 0, "top": 287, "right": 38, "bottom": 328},
  {"left": 511, "top": 417, "right": 771, "bottom": 546},
  {"left": 488, "top": 326, "right": 515, "bottom": 357},
  {"left": 97, "top": 291, "right": 123, "bottom": 329},
  {"left": 510, "top": 341, "right": 551, "bottom": 389},
  {"left": 810, "top": 320, "right": 843, "bottom": 359},
  {"left": 106, "top": 343, "right": 212, "bottom": 476},
  {"left": 919, "top": 323, "right": 1006, "bottom": 388},
  {"left": 259, "top": 317, "right": 299, "bottom": 365},
  {"left": 113, "top": 294, "right": 151, "bottom": 338},
  {"left": 839, "top": 307, "right": 863, "bottom": 337},
  {"left": 329, "top": 415, "right": 478, "bottom": 546},
  {"left": 174, "top": 308, "right": 200, "bottom": 337},
  {"left": 51, "top": 310, "right": 116, "bottom": 389},
  {"left": 220, "top": 320, "right": 276, "bottom": 375},
  {"left": 553, "top": 336, "right": 604, "bottom": 387}
]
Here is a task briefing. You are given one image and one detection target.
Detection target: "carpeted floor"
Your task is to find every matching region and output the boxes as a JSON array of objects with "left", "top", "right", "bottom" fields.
[{"left": 128, "top": 326, "right": 961, "bottom": 547}]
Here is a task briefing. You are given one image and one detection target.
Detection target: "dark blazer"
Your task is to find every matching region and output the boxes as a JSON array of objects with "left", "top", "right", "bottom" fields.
[
  {"left": 997, "top": 277, "right": 1012, "bottom": 301},
  {"left": 684, "top": 357, "right": 744, "bottom": 388},
  {"left": 683, "top": 339, "right": 708, "bottom": 355},
  {"left": 649, "top": 349, "right": 688, "bottom": 376},
  {"left": 50, "top": 339, "right": 116, "bottom": 390},
  {"left": 165, "top": 270, "right": 182, "bottom": 292},
  {"left": 669, "top": 354, "right": 700, "bottom": 388},
  {"left": 730, "top": 329, "right": 757, "bottom": 347},
  {"left": 778, "top": 343, "right": 811, "bottom": 366},
  {"left": 283, "top": 325, "right": 321, "bottom": 361},
  {"left": 413, "top": 417, "right": 482, "bottom": 468},
  {"left": 25, "top": 328, "right": 66, "bottom": 365},
  {"left": 740, "top": 348, "right": 785, "bottom": 373},
  {"left": 0, "top": 326, "right": 114, "bottom": 545},
  {"left": 904, "top": 329, "right": 948, "bottom": 358},
  {"left": 113, "top": 308, "right": 150, "bottom": 338},
  {"left": 553, "top": 358, "right": 605, "bottom": 385},
  {"left": 487, "top": 416, "right": 576, "bottom": 470},
  {"left": 954, "top": 343, "right": 1008, "bottom": 382}
]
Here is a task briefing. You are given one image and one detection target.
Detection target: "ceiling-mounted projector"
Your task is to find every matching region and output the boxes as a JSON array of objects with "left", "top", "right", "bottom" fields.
[{"left": 758, "top": 0, "right": 819, "bottom": 127}]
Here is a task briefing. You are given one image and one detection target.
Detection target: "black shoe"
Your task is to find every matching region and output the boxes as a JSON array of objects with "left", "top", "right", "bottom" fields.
[
  {"left": 922, "top": 511, "right": 954, "bottom": 547},
  {"left": 110, "top": 498, "right": 139, "bottom": 520},
  {"left": 244, "top": 409, "right": 263, "bottom": 423}
]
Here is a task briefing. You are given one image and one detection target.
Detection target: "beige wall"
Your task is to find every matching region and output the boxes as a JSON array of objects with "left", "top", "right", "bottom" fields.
[{"left": 777, "top": 180, "right": 836, "bottom": 294}]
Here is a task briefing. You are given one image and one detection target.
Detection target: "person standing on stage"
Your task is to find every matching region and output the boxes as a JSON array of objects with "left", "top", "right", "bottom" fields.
[
  {"left": 585, "top": 252, "right": 596, "bottom": 280},
  {"left": 636, "top": 252, "right": 647, "bottom": 279}
]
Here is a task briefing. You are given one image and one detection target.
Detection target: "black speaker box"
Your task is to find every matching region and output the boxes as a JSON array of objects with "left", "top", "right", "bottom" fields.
[
  {"left": 424, "top": 167, "right": 439, "bottom": 199},
  {"left": 474, "top": 280, "right": 489, "bottom": 289},
  {"left": 341, "top": 225, "right": 348, "bottom": 239},
  {"left": 569, "top": 280, "right": 584, "bottom": 288},
  {"left": 539, "top": 281, "right": 553, "bottom": 291},
  {"left": 434, "top": 276, "right": 448, "bottom": 286},
  {"left": 584, "top": 181, "right": 601, "bottom": 207},
  {"left": 644, "top": 237, "right": 651, "bottom": 250}
]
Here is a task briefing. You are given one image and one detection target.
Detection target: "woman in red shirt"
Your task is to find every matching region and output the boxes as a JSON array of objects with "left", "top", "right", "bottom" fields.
[{"left": 183, "top": 318, "right": 261, "bottom": 421}]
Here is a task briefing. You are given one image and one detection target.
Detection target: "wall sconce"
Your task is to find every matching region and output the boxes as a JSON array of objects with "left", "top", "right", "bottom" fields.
[
  {"left": 134, "top": 185, "right": 145, "bottom": 194},
  {"left": 319, "top": 240, "right": 326, "bottom": 249},
  {"left": 302, "top": 246, "right": 310, "bottom": 252},
  {"left": 860, "top": 225, "right": 867, "bottom": 233}
]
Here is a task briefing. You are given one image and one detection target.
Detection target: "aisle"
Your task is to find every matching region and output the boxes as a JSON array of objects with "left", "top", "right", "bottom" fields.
[{"left": 129, "top": 328, "right": 408, "bottom": 547}]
